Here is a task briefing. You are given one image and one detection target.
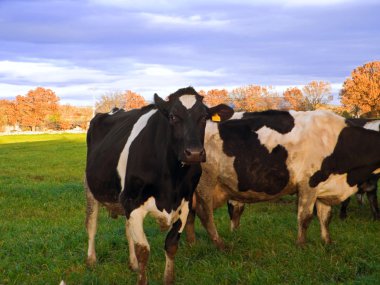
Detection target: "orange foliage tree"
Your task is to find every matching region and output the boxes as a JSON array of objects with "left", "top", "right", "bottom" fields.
[
  {"left": 283, "top": 87, "right": 306, "bottom": 111},
  {"left": 340, "top": 61, "right": 380, "bottom": 117},
  {"left": 200, "top": 89, "right": 230, "bottom": 106},
  {"left": 125, "top": 90, "right": 147, "bottom": 110},
  {"left": 96, "top": 90, "right": 147, "bottom": 113},
  {"left": 302, "top": 81, "right": 332, "bottom": 110},
  {"left": 230, "top": 85, "right": 279, "bottom": 111},
  {"left": 0, "top": 99, "right": 18, "bottom": 130},
  {"left": 16, "top": 87, "right": 60, "bottom": 131}
]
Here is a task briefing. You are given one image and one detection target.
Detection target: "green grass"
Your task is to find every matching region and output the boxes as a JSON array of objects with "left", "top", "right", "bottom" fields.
[{"left": 1, "top": 133, "right": 380, "bottom": 285}]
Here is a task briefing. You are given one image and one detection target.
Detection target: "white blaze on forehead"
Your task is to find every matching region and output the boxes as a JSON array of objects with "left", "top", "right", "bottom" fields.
[
  {"left": 179, "top": 94, "right": 197, "bottom": 109},
  {"left": 118, "top": 109, "right": 157, "bottom": 192}
]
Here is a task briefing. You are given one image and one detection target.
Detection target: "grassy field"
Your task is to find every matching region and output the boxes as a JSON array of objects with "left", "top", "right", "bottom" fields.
[{"left": 0, "top": 133, "right": 380, "bottom": 285}]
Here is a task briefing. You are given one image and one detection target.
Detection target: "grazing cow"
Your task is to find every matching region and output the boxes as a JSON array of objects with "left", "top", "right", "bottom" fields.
[
  {"left": 185, "top": 110, "right": 380, "bottom": 249},
  {"left": 339, "top": 119, "right": 380, "bottom": 220},
  {"left": 85, "top": 87, "right": 233, "bottom": 285}
]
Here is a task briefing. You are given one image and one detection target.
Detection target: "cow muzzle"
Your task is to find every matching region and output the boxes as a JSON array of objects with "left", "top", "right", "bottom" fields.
[{"left": 182, "top": 147, "right": 206, "bottom": 163}]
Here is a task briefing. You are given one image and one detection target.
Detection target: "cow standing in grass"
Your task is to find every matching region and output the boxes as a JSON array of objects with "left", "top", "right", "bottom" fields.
[
  {"left": 85, "top": 87, "right": 233, "bottom": 285},
  {"left": 339, "top": 119, "right": 380, "bottom": 220},
  {"left": 185, "top": 110, "right": 380, "bottom": 249}
]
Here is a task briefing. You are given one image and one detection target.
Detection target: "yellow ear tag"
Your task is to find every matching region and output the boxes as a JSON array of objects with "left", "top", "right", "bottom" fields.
[{"left": 211, "top": 114, "right": 221, "bottom": 122}]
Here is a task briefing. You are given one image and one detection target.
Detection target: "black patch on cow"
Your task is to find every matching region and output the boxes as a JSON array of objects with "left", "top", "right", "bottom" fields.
[
  {"left": 218, "top": 110, "right": 294, "bottom": 195},
  {"left": 309, "top": 126, "right": 380, "bottom": 188},
  {"left": 242, "top": 110, "right": 295, "bottom": 133}
]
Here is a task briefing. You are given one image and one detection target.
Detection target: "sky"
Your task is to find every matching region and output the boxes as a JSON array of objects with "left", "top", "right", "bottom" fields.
[{"left": 0, "top": 0, "right": 379, "bottom": 106}]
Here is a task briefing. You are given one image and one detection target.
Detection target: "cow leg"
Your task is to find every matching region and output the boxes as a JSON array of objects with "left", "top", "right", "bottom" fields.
[
  {"left": 185, "top": 207, "right": 196, "bottom": 244},
  {"left": 366, "top": 190, "right": 380, "bottom": 220},
  {"left": 296, "top": 190, "right": 316, "bottom": 246},
  {"left": 127, "top": 209, "right": 149, "bottom": 285},
  {"left": 125, "top": 220, "right": 138, "bottom": 271},
  {"left": 85, "top": 184, "right": 99, "bottom": 267},
  {"left": 164, "top": 202, "right": 189, "bottom": 285},
  {"left": 195, "top": 191, "right": 225, "bottom": 250},
  {"left": 227, "top": 200, "right": 245, "bottom": 231},
  {"left": 339, "top": 197, "right": 350, "bottom": 220},
  {"left": 315, "top": 200, "right": 332, "bottom": 244}
]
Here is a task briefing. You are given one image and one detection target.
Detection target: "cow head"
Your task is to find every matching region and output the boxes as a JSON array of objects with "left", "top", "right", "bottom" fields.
[{"left": 154, "top": 87, "right": 233, "bottom": 164}]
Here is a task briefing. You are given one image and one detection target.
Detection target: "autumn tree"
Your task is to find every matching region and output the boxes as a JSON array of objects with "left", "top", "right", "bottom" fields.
[
  {"left": 0, "top": 99, "right": 17, "bottom": 131},
  {"left": 283, "top": 87, "right": 306, "bottom": 111},
  {"left": 230, "top": 85, "right": 279, "bottom": 111},
  {"left": 302, "top": 81, "right": 332, "bottom": 110},
  {"left": 125, "top": 90, "right": 147, "bottom": 110},
  {"left": 340, "top": 61, "right": 380, "bottom": 117},
  {"left": 95, "top": 91, "right": 126, "bottom": 113},
  {"left": 16, "top": 87, "right": 59, "bottom": 131},
  {"left": 200, "top": 89, "right": 230, "bottom": 106},
  {"left": 96, "top": 90, "right": 146, "bottom": 113}
]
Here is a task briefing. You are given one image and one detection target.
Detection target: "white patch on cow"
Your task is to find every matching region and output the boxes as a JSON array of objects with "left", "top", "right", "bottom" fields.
[
  {"left": 203, "top": 121, "right": 239, "bottom": 191},
  {"left": 257, "top": 110, "right": 346, "bottom": 183},
  {"left": 364, "top": 120, "right": 380, "bottom": 131},
  {"left": 179, "top": 95, "right": 197, "bottom": 109},
  {"left": 130, "top": 197, "right": 188, "bottom": 231},
  {"left": 117, "top": 109, "right": 157, "bottom": 192},
  {"left": 316, "top": 173, "right": 358, "bottom": 204},
  {"left": 230, "top": 112, "right": 244, "bottom": 120}
]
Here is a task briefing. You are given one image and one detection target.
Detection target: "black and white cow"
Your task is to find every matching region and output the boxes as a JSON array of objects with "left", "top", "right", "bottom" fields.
[
  {"left": 185, "top": 110, "right": 380, "bottom": 249},
  {"left": 85, "top": 87, "right": 233, "bottom": 285},
  {"left": 339, "top": 119, "right": 380, "bottom": 220}
]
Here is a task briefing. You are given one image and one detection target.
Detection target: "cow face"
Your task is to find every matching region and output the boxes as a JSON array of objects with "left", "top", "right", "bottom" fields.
[{"left": 154, "top": 87, "right": 233, "bottom": 164}]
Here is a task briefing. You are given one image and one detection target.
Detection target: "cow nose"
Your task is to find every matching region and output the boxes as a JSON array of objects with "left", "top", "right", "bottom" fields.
[{"left": 184, "top": 147, "right": 206, "bottom": 163}]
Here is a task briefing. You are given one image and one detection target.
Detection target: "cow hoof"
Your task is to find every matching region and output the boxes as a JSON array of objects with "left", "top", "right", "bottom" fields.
[
  {"left": 129, "top": 261, "right": 139, "bottom": 272},
  {"left": 214, "top": 239, "right": 227, "bottom": 251},
  {"left": 339, "top": 213, "right": 347, "bottom": 220},
  {"left": 296, "top": 239, "right": 306, "bottom": 248},
  {"left": 86, "top": 256, "right": 97, "bottom": 267},
  {"left": 186, "top": 236, "right": 196, "bottom": 245}
]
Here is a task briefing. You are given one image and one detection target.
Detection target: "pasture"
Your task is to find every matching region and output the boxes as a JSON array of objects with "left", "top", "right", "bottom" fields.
[{"left": 0, "top": 134, "right": 379, "bottom": 285}]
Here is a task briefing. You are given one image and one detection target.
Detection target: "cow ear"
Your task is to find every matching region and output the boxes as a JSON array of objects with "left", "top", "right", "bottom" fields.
[
  {"left": 208, "top": 104, "right": 234, "bottom": 122},
  {"left": 154, "top": 93, "right": 169, "bottom": 116}
]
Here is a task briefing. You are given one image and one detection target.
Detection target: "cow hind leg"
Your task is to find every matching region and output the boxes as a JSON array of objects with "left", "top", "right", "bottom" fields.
[
  {"left": 85, "top": 182, "right": 99, "bottom": 267},
  {"left": 184, "top": 207, "right": 196, "bottom": 245},
  {"left": 227, "top": 200, "right": 245, "bottom": 231},
  {"left": 296, "top": 189, "right": 316, "bottom": 246},
  {"left": 339, "top": 197, "right": 350, "bottom": 220},
  {"left": 366, "top": 190, "right": 380, "bottom": 220},
  {"left": 316, "top": 200, "right": 332, "bottom": 244},
  {"left": 127, "top": 210, "right": 149, "bottom": 285}
]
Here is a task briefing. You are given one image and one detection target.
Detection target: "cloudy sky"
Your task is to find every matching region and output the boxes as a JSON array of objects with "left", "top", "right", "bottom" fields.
[{"left": 0, "top": 0, "right": 379, "bottom": 105}]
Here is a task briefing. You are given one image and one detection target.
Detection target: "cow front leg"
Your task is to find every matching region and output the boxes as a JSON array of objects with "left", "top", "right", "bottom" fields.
[
  {"left": 85, "top": 182, "right": 99, "bottom": 267},
  {"left": 164, "top": 201, "right": 189, "bottom": 285},
  {"left": 196, "top": 191, "right": 225, "bottom": 250},
  {"left": 125, "top": 220, "right": 138, "bottom": 271},
  {"left": 127, "top": 209, "right": 149, "bottom": 285},
  {"left": 366, "top": 190, "right": 380, "bottom": 220},
  {"left": 296, "top": 190, "right": 316, "bottom": 246},
  {"left": 316, "top": 200, "right": 332, "bottom": 244},
  {"left": 227, "top": 200, "right": 245, "bottom": 231},
  {"left": 339, "top": 197, "right": 350, "bottom": 220}
]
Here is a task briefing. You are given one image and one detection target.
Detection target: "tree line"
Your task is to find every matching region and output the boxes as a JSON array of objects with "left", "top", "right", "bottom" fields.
[{"left": 0, "top": 61, "right": 379, "bottom": 132}]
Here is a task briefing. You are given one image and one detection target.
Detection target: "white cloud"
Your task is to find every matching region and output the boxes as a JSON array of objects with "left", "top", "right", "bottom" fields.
[
  {"left": 0, "top": 60, "right": 120, "bottom": 84},
  {"left": 141, "top": 13, "right": 229, "bottom": 27}
]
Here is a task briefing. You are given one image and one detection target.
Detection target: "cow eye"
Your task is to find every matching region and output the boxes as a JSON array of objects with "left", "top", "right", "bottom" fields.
[{"left": 169, "top": 114, "right": 179, "bottom": 123}]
